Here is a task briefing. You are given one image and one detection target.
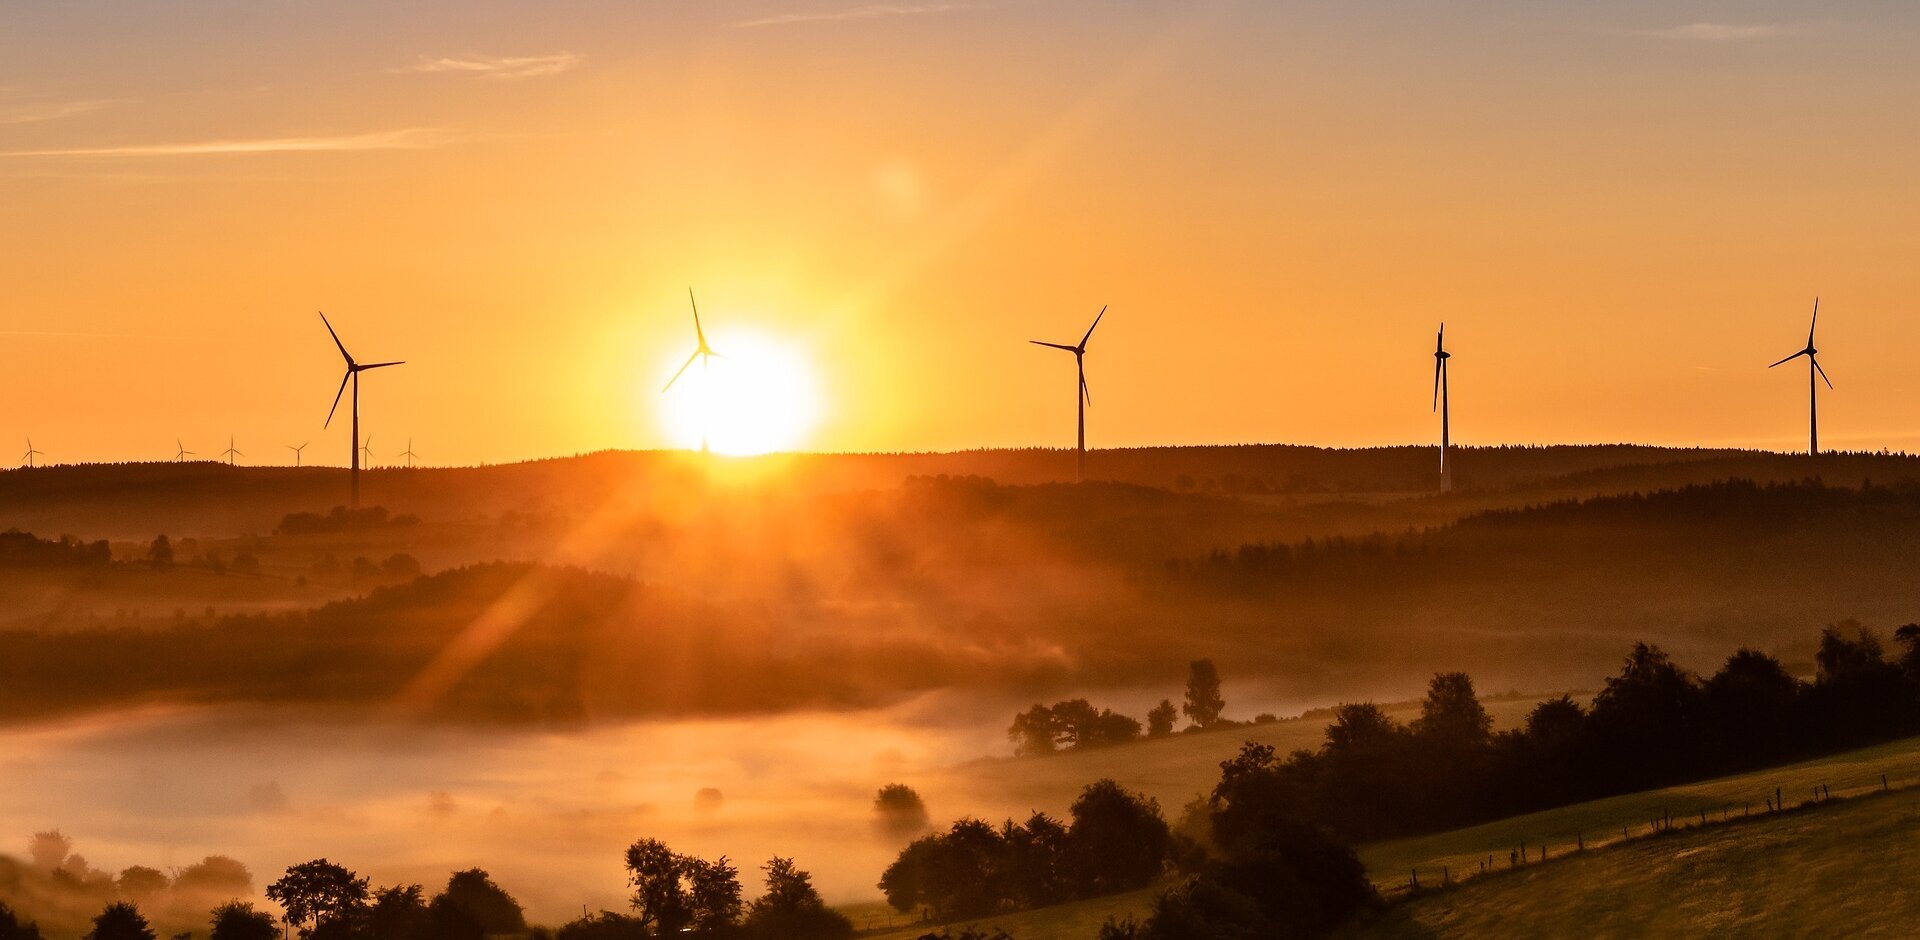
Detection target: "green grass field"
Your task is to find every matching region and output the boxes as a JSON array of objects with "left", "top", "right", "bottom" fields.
[
  {"left": 853, "top": 733, "right": 1920, "bottom": 939},
  {"left": 1347, "top": 784, "right": 1920, "bottom": 937}
]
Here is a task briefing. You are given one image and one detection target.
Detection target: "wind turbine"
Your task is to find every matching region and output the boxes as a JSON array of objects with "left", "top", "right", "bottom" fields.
[
  {"left": 287, "top": 442, "right": 307, "bottom": 467},
  {"left": 1030, "top": 306, "right": 1106, "bottom": 482},
  {"left": 360, "top": 436, "right": 375, "bottom": 468},
  {"left": 399, "top": 438, "right": 418, "bottom": 468},
  {"left": 174, "top": 439, "right": 195, "bottom": 463},
  {"left": 220, "top": 434, "right": 243, "bottom": 466},
  {"left": 1433, "top": 323, "right": 1453, "bottom": 493},
  {"left": 1768, "top": 298, "right": 1832, "bottom": 456},
  {"left": 663, "top": 288, "right": 720, "bottom": 454},
  {"left": 320, "top": 312, "right": 404, "bottom": 508},
  {"left": 20, "top": 438, "right": 43, "bottom": 468}
]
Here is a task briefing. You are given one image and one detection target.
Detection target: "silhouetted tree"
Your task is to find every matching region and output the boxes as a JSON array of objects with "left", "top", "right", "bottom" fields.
[
  {"left": 432, "top": 869, "right": 526, "bottom": 935},
  {"left": 147, "top": 536, "right": 174, "bottom": 571},
  {"left": 83, "top": 903, "right": 154, "bottom": 940},
  {"left": 1182, "top": 660, "right": 1226, "bottom": 729},
  {"left": 0, "top": 901, "right": 45, "bottom": 940},
  {"left": 1147, "top": 700, "right": 1178, "bottom": 737},
  {"left": 1806, "top": 623, "right": 1913, "bottom": 745},
  {"left": 1000, "top": 812, "right": 1071, "bottom": 908},
  {"left": 1413, "top": 672, "right": 1491, "bottom": 745},
  {"left": 1704, "top": 648, "right": 1804, "bottom": 768},
  {"left": 873, "top": 783, "right": 932, "bottom": 841},
  {"left": 1008, "top": 705, "right": 1056, "bottom": 755},
  {"left": 265, "top": 859, "right": 369, "bottom": 938},
  {"left": 623, "top": 838, "right": 741, "bottom": 936},
  {"left": 742, "top": 858, "right": 852, "bottom": 940},
  {"left": 28, "top": 830, "right": 72, "bottom": 869},
  {"left": 208, "top": 903, "right": 278, "bottom": 940},
  {"left": 1067, "top": 780, "right": 1171, "bottom": 895},
  {"left": 1588, "top": 643, "right": 1705, "bottom": 790},
  {"left": 115, "top": 866, "right": 169, "bottom": 902},
  {"left": 878, "top": 819, "right": 1006, "bottom": 919}
]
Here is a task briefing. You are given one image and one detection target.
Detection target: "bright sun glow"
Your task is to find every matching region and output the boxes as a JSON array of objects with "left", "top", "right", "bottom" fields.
[{"left": 658, "top": 329, "right": 823, "bottom": 456}]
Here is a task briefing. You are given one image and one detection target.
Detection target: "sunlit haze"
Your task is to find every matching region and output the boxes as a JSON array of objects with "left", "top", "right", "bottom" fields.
[{"left": 6, "top": 3, "right": 1920, "bottom": 464}]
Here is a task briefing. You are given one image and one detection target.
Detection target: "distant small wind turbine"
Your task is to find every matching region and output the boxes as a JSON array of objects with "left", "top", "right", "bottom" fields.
[
  {"left": 21, "top": 438, "right": 44, "bottom": 468},
  {"left": 174, "top": 439, "right": 195, "bottom": 462},
  {"left": 1433, "top": 323, "right": 1453, "bottom": 493},
  {"left": 287, "top": 442, "right": 307, "bottom": 466},
  {"left": 1769, "top": 298, "right": 1832, "bottom": 456},
  {"left": 220, "top": 434, "right": 243, "bottom": 466},
  {"left": 399, "top": 438, "right": 418, "bottom": 468},
  {"left": 360, "top": 435, "right": 375, "bottom": 468},
  {"left": 320, "top": 312, "right": 404, "bottom": 508},
  {"left": 663, "top": 288, "right": 721, "bottom": 454},
  {"left": 1030, "top": 306, "right": 1106, "bottom": 482}
]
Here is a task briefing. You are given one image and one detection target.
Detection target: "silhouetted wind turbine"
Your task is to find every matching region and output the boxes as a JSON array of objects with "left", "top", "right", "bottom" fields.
[
  {"left": 1433, "top": 323, "right": 1452, "bottom": 493},
  {"left": 320, "top": 312, "right": 404, "bottom": 508},
  {"left": 20, "top": 438, "right": 43, "bottom": 468},
  {"left": 399, "top": 438, "right": 418, "bottom": 468},
  {"left": 1030, "top": 306, "right": 1106, "bottom": 482},
  {"left": 220, "top": 434, "right": 243, "bottom": 466},
  {"left": 287, "top": 442, "right": 307, "bottom": 467},
  {"left": 663, "top": 289, "right": 720, "bottom": 454},
  {"left": 360, "top": 436, "right": 375, "bottom": 468},
  {"left": 174, "top": 439, "right": 195, "bottom": 463},
  {"left": 1769, "top": 298, "right": 1832, "bottom": 456}
]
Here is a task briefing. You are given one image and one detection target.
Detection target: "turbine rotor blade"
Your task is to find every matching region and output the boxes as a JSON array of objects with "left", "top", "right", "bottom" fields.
[
  {"left": 1433, "top": 359, "right": 1442, "bottom": 411},
  {"left": 1809, "top": 297, "right": 1819, "bottom": 347},
  {"left": 663, "top": 348, "right": 700, "bottom": 392},
  {"left": 324, "top": 369, "right": 352, "bottom": 427},
  {"left": 319, "top": 311, "right": 354, "bottom": 366},
  {"left": 1081, "top": 371, "right": 1091, "bottom": 407},
  {"left": 1079, "top": 306, "right": 1107, "bottom": 350},
  {"left": 689, "top": 289, "right": 709, "bottom": 350},
  {"left": 359, "top": 360, "right": 405, "bottom": 370},
  {"left": 1030, "top": 340, "right": 1077, "bottom": 352},
  {"left": 1814, "top": 357, "right": 1834, "bottom": 389},
  {"left": 1769, "top": 350, "right": 1808, "bottom": 369}
]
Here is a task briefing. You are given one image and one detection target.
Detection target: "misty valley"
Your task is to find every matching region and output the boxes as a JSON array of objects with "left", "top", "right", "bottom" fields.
[{"left": 8, "top": 446, "right": 1920, "bottom": 938}]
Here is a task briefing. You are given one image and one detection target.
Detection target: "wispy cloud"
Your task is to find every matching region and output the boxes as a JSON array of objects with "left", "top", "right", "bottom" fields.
[
  {"left": 401, "top": 52, "right": 583, "bottom": 79},
  {"left": 736, "top": 2, "right": 980, "bottom": 28},
  {"left": 0, "top": 98, "right": 115, "bottom": 125},
  {"left": 1645, "top": 23, "right": 1792, "bottom": 42},
  {"left": 1, "top": 128, "right": 452, "bottom": 158}
]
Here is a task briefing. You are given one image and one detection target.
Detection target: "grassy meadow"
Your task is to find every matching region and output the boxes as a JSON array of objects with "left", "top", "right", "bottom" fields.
[{"left": 850, "top": 732, "right": 1920, "bottom": 939}]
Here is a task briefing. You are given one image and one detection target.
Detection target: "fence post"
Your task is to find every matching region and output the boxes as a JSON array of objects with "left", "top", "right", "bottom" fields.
[
  {"left": 1883, "top": 773, "right": 1890, "bottom": 792},
  {"left": 1411, "top": 868, "right": 1419, "bottom": 890},
  {"left": 1577, "top": 833, "right": 1584, "bottom": 851},
  {"left": 1443, "top": 865, "right": 1450, "bottom": 886},
  {"left": 1776, "top": 787, "right": 1782, "bottom": 809},
  {"left": 1623, "top": 825, "right": 1629, "bottom": 840},
  {"left": 1541, "top": 843, "right": 1547, "bottom": 860}
]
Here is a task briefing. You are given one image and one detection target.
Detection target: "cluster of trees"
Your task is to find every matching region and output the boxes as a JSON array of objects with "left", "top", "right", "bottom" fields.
[
  {"left": 1007, "top": 661, "right": 1230, "bottom": 755},
  {"left": 1098, "top": 741, "right": 1378, "bottom": 940},
  {"left": 276, "top": 507, "right": 420, "bottom": 535},
  {"left": 306, "top": 552, "right": 423, "bottom": 585},
  {"left": 0, "top": 530, "right": 110, "bottom": 568},
  {"left": 0, "top": 831, "right": 254, "bottom": 939},
  {"left": 261, "top": 860, "right": 526, "bottom": 939},
  {"left": 556, "top": 840, "right": 851, "bottom": 940},
  {"left": 878, "top": 779, "right": 1174, "bottom": 921},
  {"left": 1181, "top": 625, "right": 1920, "bottom": 847}
]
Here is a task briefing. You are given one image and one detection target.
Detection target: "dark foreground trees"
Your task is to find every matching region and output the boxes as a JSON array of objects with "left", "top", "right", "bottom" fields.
[
  {"left": 879, "top": 779, "right": 1173, "bottom": 921},
  {"left": 561, "top": 840, "right": 847, "bottom": 939},
  {"left": 0, "top": 902, "right": 43, "bottom": 940}
]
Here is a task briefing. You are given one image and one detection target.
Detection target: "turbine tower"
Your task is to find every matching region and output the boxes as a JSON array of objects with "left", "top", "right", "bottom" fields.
[
  {"left": 1030, "top": 305, "right": 1106, "bottom": 483},
  {"left": 320, "top": 312, "right": 404, "bottom": 508},
  {"left": 1768, "top": 298, "right": 1832, "bottom": 456},
  {"left": 1433, "top": 323, "right": 1452, "bottom": 493},
  {"left": 20, "top": 438, "right": 43, "bottom": 468},
  {"left": 175, "top": 439, "right": 195, "bottom": 463},
  {"left": 221, "top": 434, "right": 243, "bottom": 466},
  {"left": 663, "top": 289, "right": 720, "bottom": 454},
  {"left": 288, "top": 442, "right": 307, "bottom": 467},
  {"left": 400, "top": 438, "right": 418, "bottom": 468}
]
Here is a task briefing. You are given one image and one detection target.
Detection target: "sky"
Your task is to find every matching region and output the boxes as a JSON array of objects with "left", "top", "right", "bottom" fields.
[{"left": 3, "top": 0, "right": 1920, "bottom": 465}]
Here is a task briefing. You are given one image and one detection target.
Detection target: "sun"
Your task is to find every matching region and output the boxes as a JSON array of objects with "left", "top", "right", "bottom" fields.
[{"left": 657, "top": 328, "right": 823, "bottom": 456}]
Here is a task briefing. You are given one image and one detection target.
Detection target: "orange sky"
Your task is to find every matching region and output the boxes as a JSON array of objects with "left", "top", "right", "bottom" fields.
[{"left": 3, "top": 1, "right": 1919, "bottom": 465}]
